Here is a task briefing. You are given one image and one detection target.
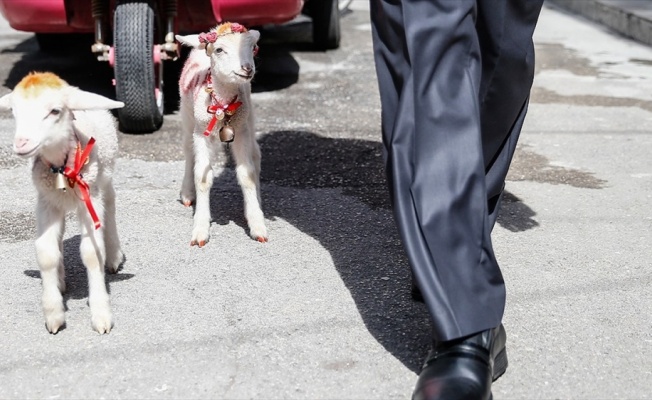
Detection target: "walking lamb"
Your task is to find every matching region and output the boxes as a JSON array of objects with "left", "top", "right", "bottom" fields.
[
  {"left": 176, "top": 22, "right": 268, "bottom": 247},
  {"left": 0, "top": 72, "right": 125, "bottom": 334}
]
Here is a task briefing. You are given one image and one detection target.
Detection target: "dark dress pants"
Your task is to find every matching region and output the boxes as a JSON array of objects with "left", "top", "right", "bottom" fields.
[{"left": 370, "top": 0, "right": 543, "bottom": 341}]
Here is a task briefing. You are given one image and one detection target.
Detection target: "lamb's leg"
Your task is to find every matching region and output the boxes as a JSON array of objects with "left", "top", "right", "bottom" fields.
[
  {"left": 180, "top": 105, "right": 196, "bottom": 207},
  {"left": 78, "top": 201, "right": 113, "bottom": 334},
  {"left": 231, "top": 132, "right": 268, "bottom": 242},
  {"left": 35, "top": 198, "right": 66, "bottom": 333},
  {"left": 103, "top": 183, "right": 124, "bottom": 274},
  {"left": 57, "top": 219, "right": 66, "bottom": 294},
  {"left": 190, "top": 133, "right": 214, "bottom": 247}
]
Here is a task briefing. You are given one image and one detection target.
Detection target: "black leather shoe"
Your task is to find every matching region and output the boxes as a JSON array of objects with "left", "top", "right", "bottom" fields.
[{"left": 412, "top": 324, "right": 508, "bottom": 400}]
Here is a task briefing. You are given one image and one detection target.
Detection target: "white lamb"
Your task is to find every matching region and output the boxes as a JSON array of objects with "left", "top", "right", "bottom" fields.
[
  {"left": 176, "top": 22, "right": 268, "bottom": 246},
  {"left": 0, "top": 72, "right": 125, "bottom": 334}
]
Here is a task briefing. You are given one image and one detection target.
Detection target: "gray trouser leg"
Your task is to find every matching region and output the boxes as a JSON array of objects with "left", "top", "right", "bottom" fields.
[{"left": 370, "top": 0, "right": 543, "bottom": 341}]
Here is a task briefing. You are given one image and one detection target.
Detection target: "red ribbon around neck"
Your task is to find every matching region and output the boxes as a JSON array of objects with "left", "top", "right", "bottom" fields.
[
  {"left": 204, "top": 100, "right": 242, "bottom": 136},
  {"left": 202, "top": 74, "right": 242, "bottom": 136},
  {"left": 63, "top": 138, "right": 101, "bottom": 230}
]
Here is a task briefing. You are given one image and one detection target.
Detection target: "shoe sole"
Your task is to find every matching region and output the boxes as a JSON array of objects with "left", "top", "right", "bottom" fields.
[
  {"left": 488, "top": 345, "right": 508, "bottom": 400},
  {"left": 492, "top": 347, "right": 508, "bottom": 381}
]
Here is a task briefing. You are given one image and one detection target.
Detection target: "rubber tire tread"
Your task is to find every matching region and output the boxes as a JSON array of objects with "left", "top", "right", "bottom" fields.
[
  {"left": 114, "top": 1, "right": 163, "bottom": 133},
  {"left": 309, "top": 0, "right": 341, "bottom": 50}
]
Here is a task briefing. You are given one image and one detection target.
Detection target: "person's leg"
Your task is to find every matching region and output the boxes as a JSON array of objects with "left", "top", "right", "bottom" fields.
[
  {"left": 374, "top": 0, "right": 501, "bottom": 342},
  {"left": 477, "top": 0, "right": 544, "bottom": 227},
  {"left": 370, "top": 0, "right": 410, "bottom": 200},
  {"left": 372, "top": 3, "right": 505, "bottom": 399},
  {"left": 371, "top": 0, "right": 427, "bottom": 307},
  {"left": 372, "top": 0, "right": 543, "bottom": 398},
  {"left": 372, "top": 0, "right": 544, "bottom": 342}
]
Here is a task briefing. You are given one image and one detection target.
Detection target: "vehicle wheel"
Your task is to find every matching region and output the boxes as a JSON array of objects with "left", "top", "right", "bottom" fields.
[
  {"left": 114, "top": 1, "right": 164, "bottom": 133},
  {"left": 307, "top": 0, "right": 340, "bottom": 50}
]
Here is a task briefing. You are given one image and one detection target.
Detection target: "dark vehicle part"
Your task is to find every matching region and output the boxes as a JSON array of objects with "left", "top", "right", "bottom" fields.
[
  {"left": 305, "top": 0, "right": 340, "bottom": 50},
  {"left": 113, "top": 1, "right": 164, "bottom": 133}
]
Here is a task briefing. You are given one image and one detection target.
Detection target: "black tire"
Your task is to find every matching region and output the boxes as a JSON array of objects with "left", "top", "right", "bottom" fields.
[
  {"left": 114, "top": 1, "right": 164, "bottom": 133},
  {"left": 307, "top": 0, "right": 340, "bottom": 50}
]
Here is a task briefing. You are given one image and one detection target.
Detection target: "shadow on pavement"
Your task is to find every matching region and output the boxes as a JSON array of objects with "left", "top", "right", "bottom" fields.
[
  {"left": 252, "top": 43, "right": 300, "bottom": 93},
  {"left": 209, "top": 130, "right": 431, "bottom": 372},
  {"left": 497, "top": 191, "right": 540, "bottom": 232},
  {"left": 23, "top": 235, "right": 135, "bottom": 308},
  {"left": 210, "top": 130, "right": 541, "bottom": 372},
  {"left": 2, "top": 36, "right": 117, "bottom": 102}
]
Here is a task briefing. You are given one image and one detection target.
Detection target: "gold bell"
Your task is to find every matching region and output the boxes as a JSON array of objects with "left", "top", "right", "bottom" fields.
[
  {"left": 55, "top": 173, "right": 68, "bottom": 191},
  {"left": 219, "top": 125, "right": 235, "bottom": 143}
]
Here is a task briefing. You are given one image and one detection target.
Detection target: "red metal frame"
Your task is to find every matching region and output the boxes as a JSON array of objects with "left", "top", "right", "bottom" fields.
[
  {"left": 215, "top": 0, "right": 304, "bottom": 27},
  {"left": 0, "top": 0, "right": 304, "bottom": 33},
  {"left": 0, "top": 0, "right": 70, "bottom": 32}
]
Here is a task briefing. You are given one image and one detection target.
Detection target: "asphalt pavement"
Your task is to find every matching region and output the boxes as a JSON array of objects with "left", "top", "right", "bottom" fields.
[{"left": 1, "top": 1, "right": 652, "bottom": 399}]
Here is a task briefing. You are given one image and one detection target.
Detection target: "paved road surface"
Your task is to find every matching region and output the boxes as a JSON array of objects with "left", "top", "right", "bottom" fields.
[{"left": 1, "top": 2, "right": 651, "bottom": 399}]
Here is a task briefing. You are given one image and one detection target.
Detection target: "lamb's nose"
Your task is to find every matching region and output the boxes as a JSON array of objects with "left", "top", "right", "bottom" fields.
[
  {"left": 14, "top": 137, "right": 29, "bottom": 150},
  {"left": 241, "top": 63, "right": 253, "bottom": 74}
]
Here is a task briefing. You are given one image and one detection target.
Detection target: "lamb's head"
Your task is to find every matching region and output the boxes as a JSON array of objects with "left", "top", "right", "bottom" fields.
[
  {"left": 0, "top": 72, "right": 124, "bottom": 159},
  {"left": 176, "top": 22, "right": 260, "bottom": 85}
]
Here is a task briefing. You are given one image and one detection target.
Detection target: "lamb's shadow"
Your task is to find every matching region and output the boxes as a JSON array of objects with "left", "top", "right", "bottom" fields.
[{"left": 23, "top": 235, "right": 134, "bottom": 311}]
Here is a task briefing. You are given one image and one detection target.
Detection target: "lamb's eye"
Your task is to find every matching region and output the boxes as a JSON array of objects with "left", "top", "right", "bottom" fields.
[
  {"left": 50, "top": 108, "right": 61, "bottom": 116},
  {"left": 214, "top": 47, "right": 224, "bottom": 54}
]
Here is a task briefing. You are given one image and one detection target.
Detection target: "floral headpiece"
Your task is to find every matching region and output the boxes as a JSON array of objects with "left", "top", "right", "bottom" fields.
[{"left": 198, "top": 22, "right": 257, "bottom": 55}]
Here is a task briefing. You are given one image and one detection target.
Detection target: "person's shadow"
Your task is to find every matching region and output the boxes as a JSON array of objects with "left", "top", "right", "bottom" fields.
[{"left": 210, "top": 130, "right": 540, "bottom": 372}]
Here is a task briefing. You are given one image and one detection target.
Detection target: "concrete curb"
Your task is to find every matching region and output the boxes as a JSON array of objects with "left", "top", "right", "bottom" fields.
[{"left": 548, "top": 0, "right": 652, "bottom": 47}]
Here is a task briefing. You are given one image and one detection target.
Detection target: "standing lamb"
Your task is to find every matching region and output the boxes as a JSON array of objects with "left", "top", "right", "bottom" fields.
[
  {"left": 0, "top": 72, "right": 125, "bottom": 334},
  {"left": 176, "top": 22, "right": 267, "bottom": 247}
]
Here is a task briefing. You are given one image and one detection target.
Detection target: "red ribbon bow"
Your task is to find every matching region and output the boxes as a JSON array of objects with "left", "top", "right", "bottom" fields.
[
  {"left": 63, "top": 138, "right": 101, "bottom": 230},
  {"left": 204, "top": 101, "right": 242, "bottom": 136},
  {"left": 202, "top": 74, "right": 242, "bottom": 136}
]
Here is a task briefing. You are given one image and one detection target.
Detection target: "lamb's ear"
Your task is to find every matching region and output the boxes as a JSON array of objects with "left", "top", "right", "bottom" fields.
[
  {"left": 176, "top": 34, "right": 201, "bottom": 48},
  {"left": 0, "top": 92, "right": 12, "bottom": 109},
  {"left": 64, "top": 88, "right": 124, "bottom": 110},
  {"left": 248, "top": 29, "right": 260, "bottom": 43}
]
